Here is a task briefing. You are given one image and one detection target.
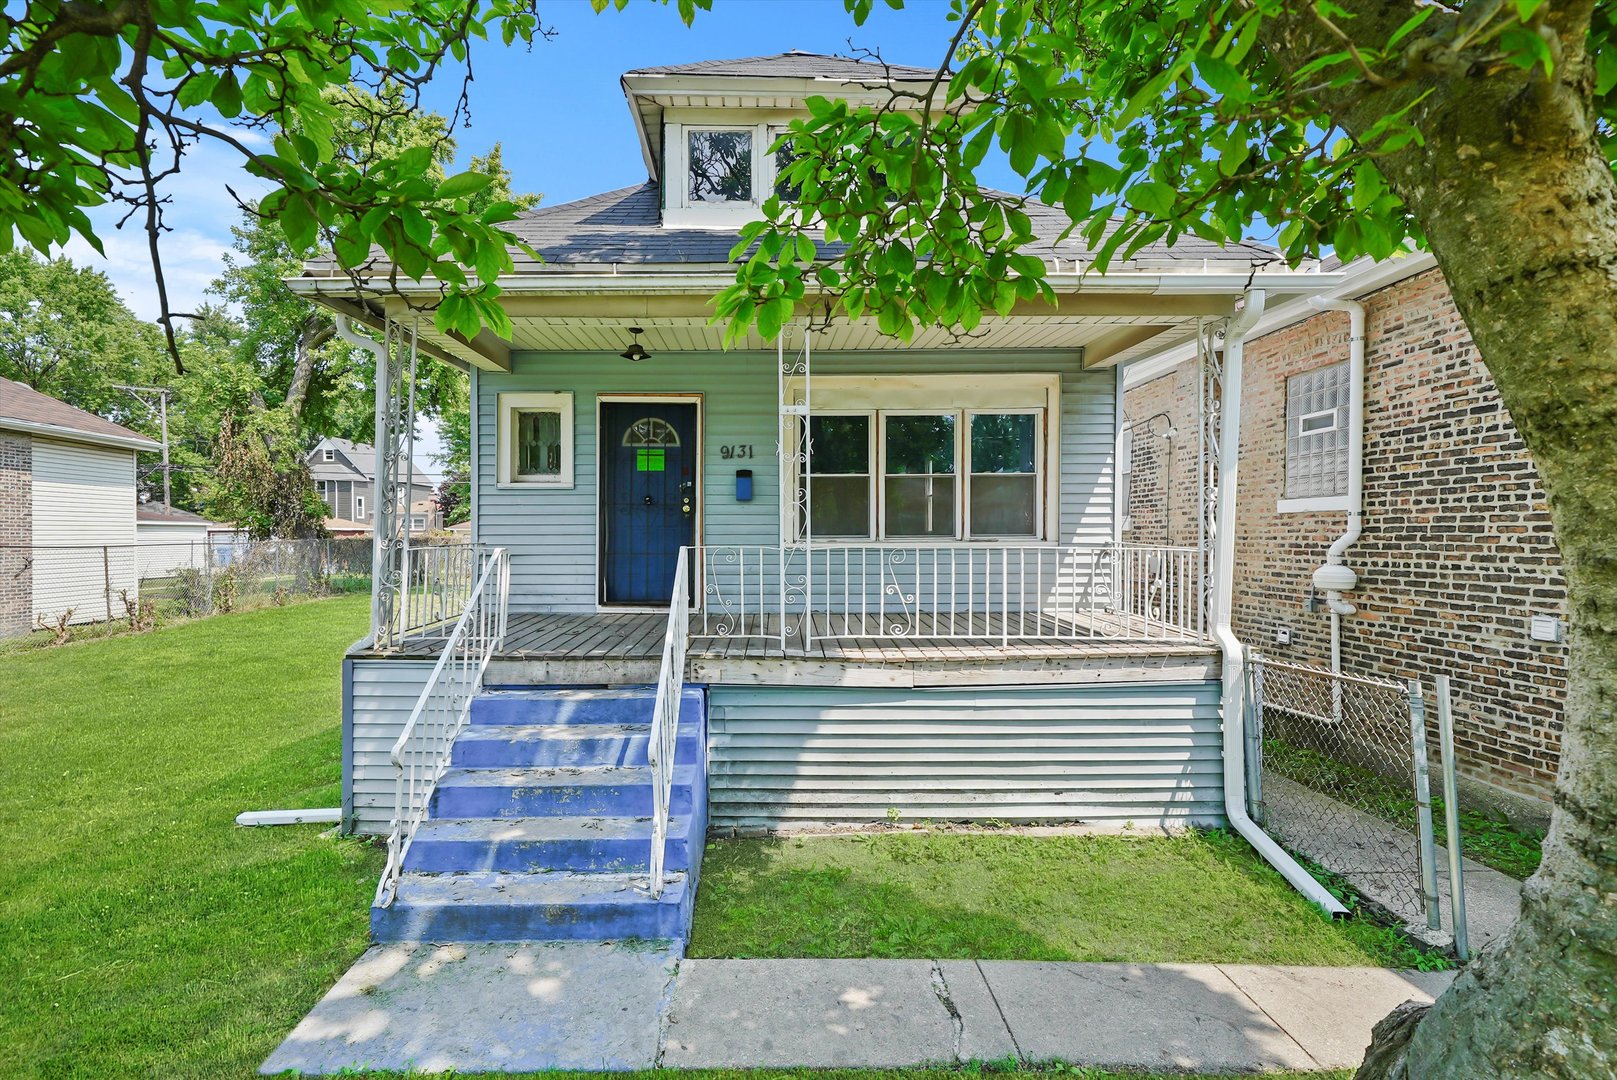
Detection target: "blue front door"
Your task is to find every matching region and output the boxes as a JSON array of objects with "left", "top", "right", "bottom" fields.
[{"left": 600, "top": 401, "right": 698, "bottom": 605}]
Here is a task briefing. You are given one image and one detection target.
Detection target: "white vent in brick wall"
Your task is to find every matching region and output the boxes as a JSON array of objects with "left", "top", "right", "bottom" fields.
[{"left": 1530, "top": 614, "right": 1565, "bottom": 644}]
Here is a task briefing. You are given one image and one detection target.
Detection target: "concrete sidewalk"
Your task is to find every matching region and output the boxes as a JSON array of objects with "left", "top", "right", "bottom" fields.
[{"left": 262, "top": 946, "right": 1453, "bottom": 1075}]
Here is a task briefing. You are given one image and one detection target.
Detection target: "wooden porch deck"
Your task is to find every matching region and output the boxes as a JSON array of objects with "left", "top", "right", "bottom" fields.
[{"left": 361, "top": 611, "right": 1219, "bottom": 688}]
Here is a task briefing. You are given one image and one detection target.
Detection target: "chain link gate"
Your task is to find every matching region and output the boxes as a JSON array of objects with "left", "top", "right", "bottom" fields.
[{"left": 1244, "top": 654, "right": 1465, "bottom": 946}]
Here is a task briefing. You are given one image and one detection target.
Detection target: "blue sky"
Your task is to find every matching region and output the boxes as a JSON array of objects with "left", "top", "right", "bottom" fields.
[
  {"left": 68, "top": 0, "right": 983, "bottom": 325},
  {"left": 59, "top": 0, "right": 1003, "bottom": 475}
]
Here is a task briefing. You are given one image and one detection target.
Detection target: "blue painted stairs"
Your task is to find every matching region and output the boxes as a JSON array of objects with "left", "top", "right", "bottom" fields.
[{"left": 370, "top": 687, "right": 708, "bottom": 945}]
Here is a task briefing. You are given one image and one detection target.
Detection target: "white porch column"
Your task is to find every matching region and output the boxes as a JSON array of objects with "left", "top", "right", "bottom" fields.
[{"left": 336, "top": 314, "right": 413, "bottom": 650}]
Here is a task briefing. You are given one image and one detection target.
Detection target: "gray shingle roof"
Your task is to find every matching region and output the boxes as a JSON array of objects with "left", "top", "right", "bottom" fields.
[
  {"left": 0, "top": 377, "right": 159, "bottom": 449},
  {"left": 136, "top": 504, "right": 217, "bottom": 525},
  {"left": 625, "top": 51, "right": 938, "bottom": 81},
  {"left": 502, "top": 181, "right": 1282, "bottom": 268},
  {"left": 308, "top": 437, "right": 435, "bottom": 487}
]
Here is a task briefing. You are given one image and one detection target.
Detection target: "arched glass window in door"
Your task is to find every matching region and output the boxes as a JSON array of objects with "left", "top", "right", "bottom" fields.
[{"left": 621, "top": 416, "right": 682, "bottom": 448}]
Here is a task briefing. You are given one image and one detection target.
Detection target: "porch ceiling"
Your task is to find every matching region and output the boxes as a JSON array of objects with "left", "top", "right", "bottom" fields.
[
  {"left": 294, "top": 270, "right": 1342, "bottom": 373},
  {"left": 498, "top": 311, "right": 1202, "bottom": 365}
]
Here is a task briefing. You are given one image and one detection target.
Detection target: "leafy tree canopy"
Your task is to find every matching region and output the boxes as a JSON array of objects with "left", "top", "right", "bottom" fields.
[
  {"left": 707, "top": 0, "right": 1616, "bottom": 341},
  {"left": 0, "top": 0, "right": 549, "bottom": 359}
]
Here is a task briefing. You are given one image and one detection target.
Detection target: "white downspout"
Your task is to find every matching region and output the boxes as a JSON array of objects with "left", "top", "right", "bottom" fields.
[
  {"left": 335, "top": 315, "right": 391, "bottom": 639},
  {"left": 1214, "top": 290, "right": 1349, "bottom": 916},
  {"left": 1307, "top": 297, "right": 1367, "bottom": 693}
]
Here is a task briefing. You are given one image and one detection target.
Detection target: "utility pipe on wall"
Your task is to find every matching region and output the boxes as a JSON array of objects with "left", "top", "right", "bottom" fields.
[
  {"left": 1212, "top": 290, "right": 1349, "bottom": 916},
  {"left": 1307, "top": 297, "right": 1367, "bottom": 711}
]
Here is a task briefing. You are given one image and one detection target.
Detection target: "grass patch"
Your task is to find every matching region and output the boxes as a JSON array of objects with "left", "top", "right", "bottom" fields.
[
  {"left": 691, "top": 829, "right": 1442, "bottom": 968},
  {"left": 0, "top": 594, "right": 381, "bottom": 1079},
  {"left": 1264, "top": 739, "right": 1545, "bottom": 879},
  {"left": 341, "top": 1070, "right": 1349, "bottom": 1080}
]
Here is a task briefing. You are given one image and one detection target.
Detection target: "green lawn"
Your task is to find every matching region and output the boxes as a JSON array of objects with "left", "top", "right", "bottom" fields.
[
  {"left": 0, "top": 594, "right": 382, "bottom": 1079},
  {"left": 691, "top": 830, "right": 1446, "bottom": 968}
]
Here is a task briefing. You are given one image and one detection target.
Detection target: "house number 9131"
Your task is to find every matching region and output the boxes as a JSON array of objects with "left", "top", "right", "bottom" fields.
[{"left": 719, "top": 444, "right": 755, "bottom": 460}]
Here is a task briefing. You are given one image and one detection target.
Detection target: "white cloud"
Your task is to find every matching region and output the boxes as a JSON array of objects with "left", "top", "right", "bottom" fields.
[{"left": 57, "top": 140, "right": 273, "bottom": 322}]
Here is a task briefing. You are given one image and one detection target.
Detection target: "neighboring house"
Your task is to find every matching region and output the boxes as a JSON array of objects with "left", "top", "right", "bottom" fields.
[
  {"left": 1123, "top": 252, "right": 1565, "bottom": 823},
  {"left": 135, "top": 504, "right": 223, "bottom": 578},
  {"left": 0, "top": 377, "right": 160, "bottom": 636},
  {"left": 286, "top": 53, "right": 1349, "bottom": 946},
  {"left": 305, "top": 436, "right": 438, "bottom": 532}
]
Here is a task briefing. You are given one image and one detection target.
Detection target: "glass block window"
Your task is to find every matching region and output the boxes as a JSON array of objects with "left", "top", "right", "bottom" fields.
[
  {"left": 1285, "top": 361, "right": 1350, "bottom": 499},
  {"left": 688, "top": 129, "right": 754, "bottom": 203}
]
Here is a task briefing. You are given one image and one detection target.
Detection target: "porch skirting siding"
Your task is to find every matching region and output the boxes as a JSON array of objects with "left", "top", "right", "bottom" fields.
[
  {"left": 345, "top": 657, "right": 436, "bottom": 835},
  {"left": 705, "top": 681, "right": 1225, "bottom": 829}
]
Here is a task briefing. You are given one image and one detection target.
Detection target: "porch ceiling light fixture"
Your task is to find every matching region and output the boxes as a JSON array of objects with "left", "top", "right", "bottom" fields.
[{"left": 620, "top": 326, "right": 651, "bottom": 362}]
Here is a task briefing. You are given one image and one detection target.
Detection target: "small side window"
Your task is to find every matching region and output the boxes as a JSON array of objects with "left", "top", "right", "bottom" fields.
[{"left": 498, "top": 392, "right": 575, "bottom": 488}]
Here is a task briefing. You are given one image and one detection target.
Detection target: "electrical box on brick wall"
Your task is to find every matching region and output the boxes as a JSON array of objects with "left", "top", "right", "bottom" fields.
[{"left": 1530, "top": 614, "right": 1565, "bottom": 644}]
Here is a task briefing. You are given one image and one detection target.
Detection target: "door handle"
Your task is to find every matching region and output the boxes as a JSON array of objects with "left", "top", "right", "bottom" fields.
[{"left": 643, "top": 494, "right": 655, "bottom": 506}]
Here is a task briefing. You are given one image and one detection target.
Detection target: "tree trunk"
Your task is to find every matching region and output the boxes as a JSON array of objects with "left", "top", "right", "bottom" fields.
[
  {"left": 1279, "top": 9, "right": 1617, "bottom": 1078},
  {"left": 283, "top": 314, "right": 334, "bottom": 418}
]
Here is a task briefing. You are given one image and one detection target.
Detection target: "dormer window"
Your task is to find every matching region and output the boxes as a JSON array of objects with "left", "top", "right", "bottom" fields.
[
  {"left": 769, "top": 126, "right": 801, "bottom": 202},
  {"left": 664, "top": 116, "right": 804, "bottom": 227},
  {"left": 687, "top": 129, "right": 754, "bottom": 203}
]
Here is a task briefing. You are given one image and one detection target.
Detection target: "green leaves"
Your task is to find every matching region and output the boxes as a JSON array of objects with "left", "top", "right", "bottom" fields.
[{"left": 0, "top": 0, "right": 549, "bottom": 360}]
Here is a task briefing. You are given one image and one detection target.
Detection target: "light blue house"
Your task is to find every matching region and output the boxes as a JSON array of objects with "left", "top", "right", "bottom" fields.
[{"left": 288, "top": 53, "right": 1347, "bottom": 947}]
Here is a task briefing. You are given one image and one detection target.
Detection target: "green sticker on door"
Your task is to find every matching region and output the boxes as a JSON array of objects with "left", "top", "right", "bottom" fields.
[{"left": 636, "top": 448, "right": 666, "bottom": 472}]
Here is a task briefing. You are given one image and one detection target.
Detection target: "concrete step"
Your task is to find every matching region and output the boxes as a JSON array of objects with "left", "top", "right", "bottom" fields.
[
  {"left": 430, "top": 765, "right": 698, "bottom": 819},
  {"left": 371, "top": 870, "right": 692, "bottom": 943},
  {"left": 403, "top": 814, "right": 695, "bottom": 874},
  {"left": 450, "top": 722, "right": 703, "bottom": 769},
  {"left": 471, "top": 687, "right": 704, "bottom": 728}
]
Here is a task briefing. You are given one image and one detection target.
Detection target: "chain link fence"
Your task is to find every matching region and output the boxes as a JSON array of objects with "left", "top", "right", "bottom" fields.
[
  {"left": 1245, "top": 654, "right": 1442, "bottom": 928},
  {"left": 2, "top": 537, "right": 375, "bottom": 644}
]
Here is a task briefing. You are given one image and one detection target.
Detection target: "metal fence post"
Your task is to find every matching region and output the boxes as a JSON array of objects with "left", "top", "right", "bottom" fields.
[
  {"left": 1245, "top": 656, "right": 1266, "bottom": 824},
  {"left": 102, "top": 545, "right": 112, "bottom": 622},
  {"left": 1436, "top": 675, "right": 1470, "bottom": 960},
  {"left": 1408, "top": 679, "right": 1442, "bottom": 931}
]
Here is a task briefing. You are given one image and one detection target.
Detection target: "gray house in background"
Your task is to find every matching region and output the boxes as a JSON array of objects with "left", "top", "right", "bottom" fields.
[{"left": 305, "top": 437, "right": 440, "bottom": 533}]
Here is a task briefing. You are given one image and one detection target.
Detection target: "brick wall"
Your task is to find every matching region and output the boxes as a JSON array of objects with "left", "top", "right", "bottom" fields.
[
  {"left": 1124, "top": 268, "right": 1567, "bottom": 812},
  {"left": 0, "top": 432, "right": 32, "bottom": 638}
]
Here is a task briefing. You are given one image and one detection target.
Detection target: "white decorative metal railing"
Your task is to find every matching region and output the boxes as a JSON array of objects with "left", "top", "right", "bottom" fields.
[
  {"left": 692, "top": 541, "right": 1204, "bottom": 646},
  {"left": 397, "top": 542, "right": 477, "bottom": 639},
  {"left": 374, "top": 546, "right": 510, "bottom": 908},
  {"left": 645, "top": 548, "right": 691, "bottom": 899}
]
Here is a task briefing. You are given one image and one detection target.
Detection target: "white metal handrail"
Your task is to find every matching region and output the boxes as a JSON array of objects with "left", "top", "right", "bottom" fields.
[
  {"left": 374, "top": 546, "right": 510, "bottom": 908},
  {"left": 396, "top": 542, "right": 477, "bottom": 639},
  {"left": 693, "top": 541, "right": 1204, "bottom": 646},
  {"left": 645, "top": 549, "right": 691, "bottom": 899}
]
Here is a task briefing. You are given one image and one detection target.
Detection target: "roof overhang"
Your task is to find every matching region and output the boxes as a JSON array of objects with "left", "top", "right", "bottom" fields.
[
  {"left": 0, "top": 417, "right": 160, "bottom": 453},
  {"left": 287, "top": 267, "right": 1344, "bottom": 371},
  {"left": 620, "top": 70, "right": 938, "bottom": 180},
  {"left": 1122, "top": 250, "right": 1436, "bottom": 389}
]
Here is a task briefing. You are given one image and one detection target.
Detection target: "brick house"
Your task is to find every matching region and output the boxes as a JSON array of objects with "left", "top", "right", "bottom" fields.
[{"left": 1123, "top": 253, "right": 1567, "bottom": 822}]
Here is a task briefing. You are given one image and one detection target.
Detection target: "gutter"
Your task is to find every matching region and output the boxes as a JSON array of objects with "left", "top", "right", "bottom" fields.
[
  {"left": 1124, "top": 250, "right": 1436, "bottom": 389},
  {"left": 0, "top": 417, "right": 161, "bottom": 453},
  {"left": 1308, "top": 297, "right": 1367, "bottom": 711},
  {"left": 286, "top": 269, "right": 1346, "bottom": 301},
  {"left": 1213, "top": 289, "right": 1350, "bottom": 916}
]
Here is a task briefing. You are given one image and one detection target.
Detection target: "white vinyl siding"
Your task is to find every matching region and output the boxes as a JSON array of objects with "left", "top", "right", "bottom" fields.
[
  {"left": 345, "top": 657, "right": 436, "bottom": 835},
  {"left": 707, "top": 681, "right": 1226, "bottom": 828},
  {"left": 475, "top": 350, "right": 1117, "bottom": 614},
  {"left": 30, "top": 438, "right": 138, "bottom": 624},
  {"left": 135, "top": 523, "right": 211, "bottom": 578}
]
